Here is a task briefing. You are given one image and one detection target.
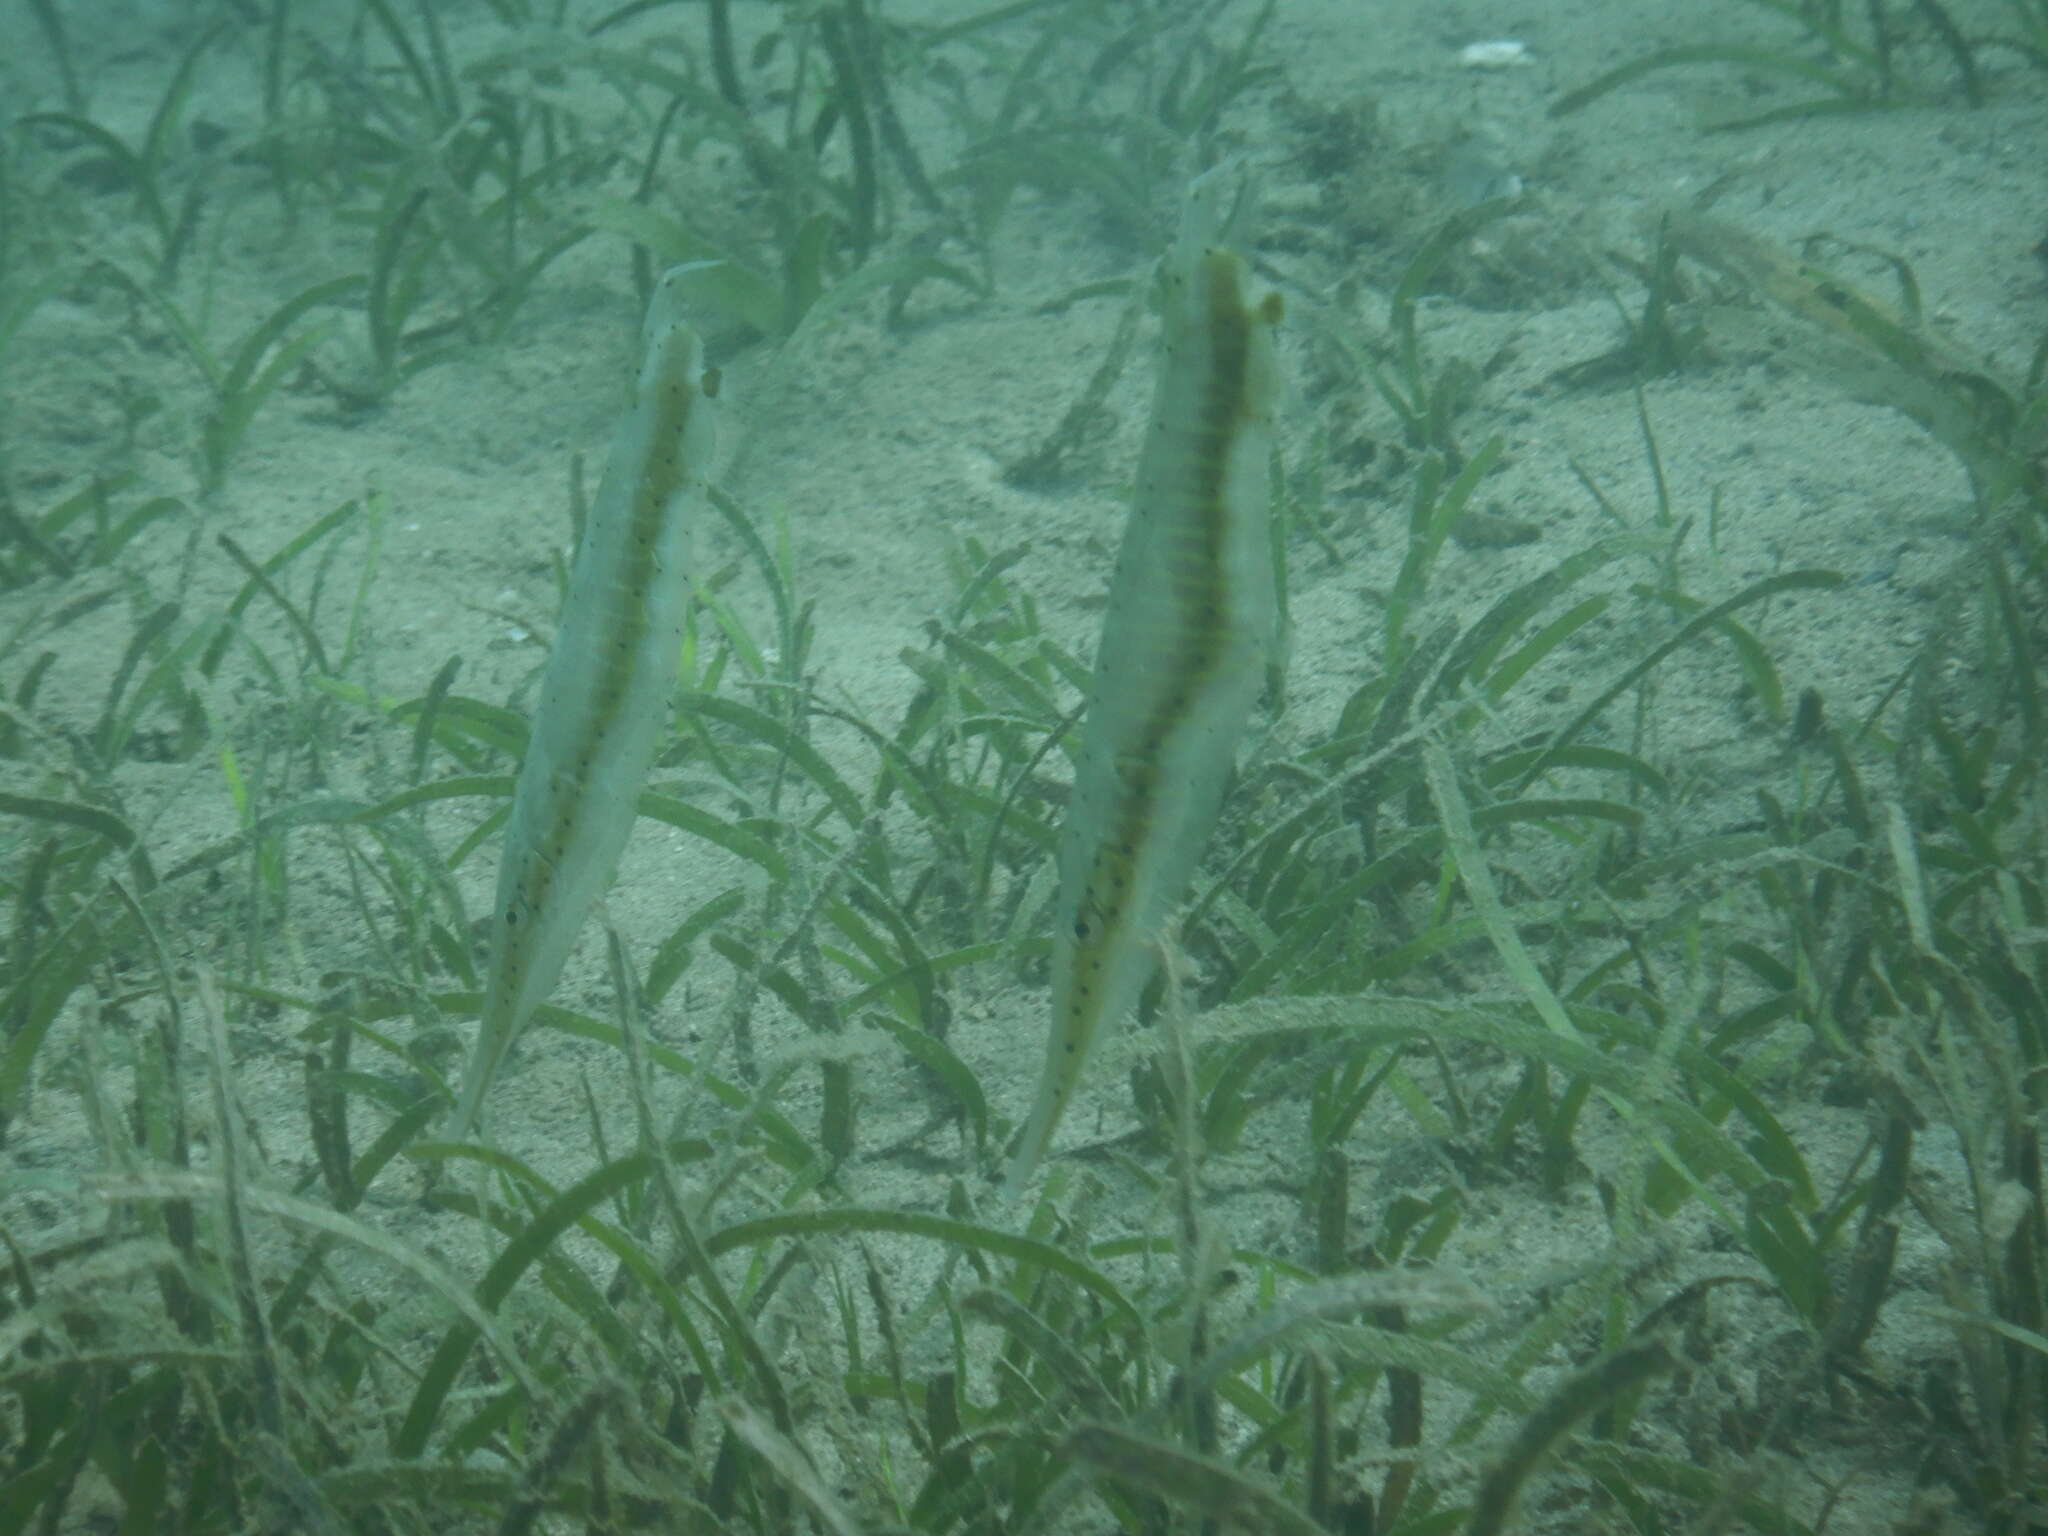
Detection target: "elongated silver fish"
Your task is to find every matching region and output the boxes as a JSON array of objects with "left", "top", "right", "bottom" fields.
[
  {"left": 450, "top": 266, "right": 719, "bottom": 1138},
  {"left": 1004, "top": 172, "right": 1284, "bottom": 1200}
]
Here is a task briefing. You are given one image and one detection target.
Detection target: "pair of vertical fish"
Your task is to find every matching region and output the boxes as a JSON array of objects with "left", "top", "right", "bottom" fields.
[
  {"left": 452, "top": 187, "right": 1283, "bottom": 1196},
  {"left": 1003, "top": 171, "right": 1285, "bottom": 1200}
]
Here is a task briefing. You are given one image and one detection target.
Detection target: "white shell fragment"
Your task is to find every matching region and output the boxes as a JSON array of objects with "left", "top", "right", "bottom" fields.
[{"left": 1459, "top": 39, "right": 1533, "bottom": 69}]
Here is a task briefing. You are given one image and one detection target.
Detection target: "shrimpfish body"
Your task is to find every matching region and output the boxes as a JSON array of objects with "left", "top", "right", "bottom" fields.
[
  {"left": 451, "top": 268, "right": 719, "bottom": 1138},
  {"left": 1005, "top": 174, "right": 1284, "bottom": 1199}
]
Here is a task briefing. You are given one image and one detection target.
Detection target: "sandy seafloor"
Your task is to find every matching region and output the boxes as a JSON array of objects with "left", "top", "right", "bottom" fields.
[{"left": 2, "top": 0, "right": 2046, "bottom": 1529}]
